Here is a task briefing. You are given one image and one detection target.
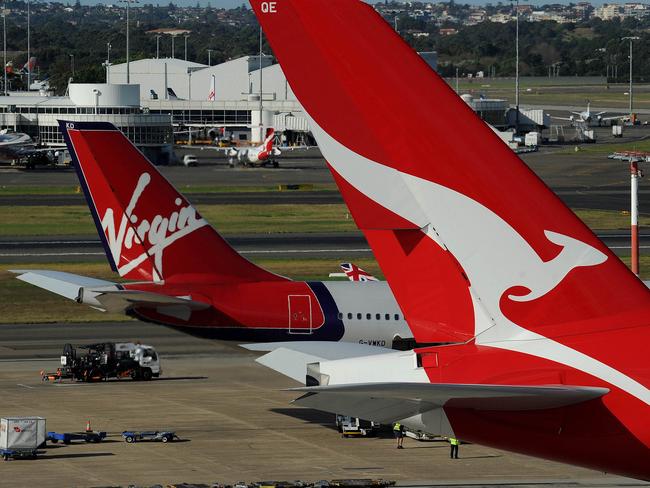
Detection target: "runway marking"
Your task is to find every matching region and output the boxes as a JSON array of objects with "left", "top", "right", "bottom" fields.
[
  {"left": 3, "top": 246, "right": 646, "bottom": 258},
  {"left": 239, "top": 248, "right": 372, "bottom": 254},
  {"left": 0, "top": 249, "right": 374, "bottom": 257},
  {"left": 608, "top": 246, "right": 650, "bottom": 249},
  {"left": 17, "top": 383, "right": 34, "bottom": 389},
  {"left": 0, "top": 252, "right": 105, "bottom": 257},
  {"left": 0, "top": 240, "right": 99, "bottom": 245}
]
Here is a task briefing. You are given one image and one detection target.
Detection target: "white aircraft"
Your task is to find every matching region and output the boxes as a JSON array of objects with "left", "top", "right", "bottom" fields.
[
  {"left": 201, "top": 127, "right": 283, "bottom": 167},
  {"left": 552, "top": 101, "right": 626, "bottom": 126}
]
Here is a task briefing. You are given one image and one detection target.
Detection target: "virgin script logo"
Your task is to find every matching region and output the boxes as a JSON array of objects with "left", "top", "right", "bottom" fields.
[{"left": 100, "top": 173, "right": 208, "bottom": 280}]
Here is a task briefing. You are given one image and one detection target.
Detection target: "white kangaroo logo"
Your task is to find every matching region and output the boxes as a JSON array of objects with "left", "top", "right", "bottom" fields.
[
  {"left": 308, "top": 114, "right": 650, "bottom": 405},
  {"left": 100, "top": 173, "right": 208, "bottom": 280}
]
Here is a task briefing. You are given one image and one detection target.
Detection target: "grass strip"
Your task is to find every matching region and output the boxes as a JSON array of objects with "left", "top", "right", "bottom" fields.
[
  {"left": 1, "top": 205, "right": 649, "bottom": 237},
  {"left": 0, "top": 204, "right": 358, "bottom": 236},
  {"left": 555, "top": 138, "right": 650, "bottom": 156}
]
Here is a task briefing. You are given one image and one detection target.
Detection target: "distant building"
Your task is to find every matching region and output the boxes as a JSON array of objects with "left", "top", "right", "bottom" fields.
[
  {"left": 0, "top": 83, "right": 173, "bottom": 163},
  {"left": 594, "top": 4, "right": 623, "bottom": 20}
]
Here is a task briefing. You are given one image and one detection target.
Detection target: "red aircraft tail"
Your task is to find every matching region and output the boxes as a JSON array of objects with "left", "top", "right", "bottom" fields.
[
  {"left": 252, "top": 0, "right": 650, "bottom": 350},
  {"left": 59, "top": 121, "right": 286, "bottom": 284},
  {"left": 263, "top": 128, "right": 275, "bottom": 152}
]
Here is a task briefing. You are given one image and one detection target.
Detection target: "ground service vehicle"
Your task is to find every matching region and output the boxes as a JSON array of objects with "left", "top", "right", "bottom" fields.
[
  {"left": 122, "top": 431, "right": 177, "bottom": 443},
  {"left": 182, "top": 154, "right": 198, "bottom": 167},
  {"left": 335, "top": 415, "right": 378, "bottom": 438},
  {"left": 47, "top": 431, "right": 106, "bottom": 444},
  {"left": 46, "top": 342, "right": 161, "bottom": 382}
]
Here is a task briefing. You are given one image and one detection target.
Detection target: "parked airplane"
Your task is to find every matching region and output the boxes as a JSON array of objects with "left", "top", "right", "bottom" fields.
[
  {"left": 249, "top": 0, "right": 650, "bottom": 480},
  {"left": 0, "top": 129, "right": 55, "bottom": 167},
  {"left": 222, "top": 127, "right": 281, "bottom": 167},
  {"left": 553, "top": 101, "right": 626, "bottom": 126},
  {"left": 12, "top": 120, "right": 413, "bottom": 348}
]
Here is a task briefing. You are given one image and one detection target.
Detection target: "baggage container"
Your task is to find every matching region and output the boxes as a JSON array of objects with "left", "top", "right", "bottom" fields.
[{"left": 1, "top": 417, "right": 45, "bottom": 458}]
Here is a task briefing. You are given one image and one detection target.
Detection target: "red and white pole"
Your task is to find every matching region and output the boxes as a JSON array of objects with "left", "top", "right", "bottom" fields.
[{"left": 631, "top": 160, "right": 639, "bottom": 276}]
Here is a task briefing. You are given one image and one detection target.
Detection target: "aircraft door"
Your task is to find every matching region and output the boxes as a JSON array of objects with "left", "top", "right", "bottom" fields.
[{"left": 288, "top": 295, "right": 313, "bottom": 334}]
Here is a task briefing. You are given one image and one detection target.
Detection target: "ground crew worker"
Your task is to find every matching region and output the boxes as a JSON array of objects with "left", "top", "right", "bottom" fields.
[
  {"left": 393, "top": 422, "right": 404, "bottom": 449},
  {"left": 449, "top": 436, "right": 460, "bottom": 459}
]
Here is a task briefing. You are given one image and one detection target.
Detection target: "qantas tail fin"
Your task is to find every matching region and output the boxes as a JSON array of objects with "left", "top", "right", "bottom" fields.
[
  {"left": 59, "top": 121, "right": 286, "bottom": 284},
  {"left": 208, "top": 75, "right": 216, "bottom": 101},
  {"left": 263, "top": 128, "right": 275, "bottom": 152},
  {"left": 253, "top": 0, "right": 650, "bottom": 348}
]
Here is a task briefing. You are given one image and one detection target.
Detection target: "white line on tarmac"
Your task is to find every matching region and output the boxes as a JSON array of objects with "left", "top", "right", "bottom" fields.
[
  {"left": 0, "top": 249, "right": 373, "bottom": 257},
  {"left": 239, "top": 248, "right": 372, "bottom": 254},
  {"left": 0, "top": 252, "right": 105, "bottom": 257},
  {"left": 16, "top": 383, "right": 34, "bottom": 389},
  {"left": 1, "top": 240, "right": 99, "bottom": 245},
  {"left": 609, "top": 246, "right": 650, "bottom": 249},
  {"left": 1, "top": 247, "right": 647, "bottom": 258}
]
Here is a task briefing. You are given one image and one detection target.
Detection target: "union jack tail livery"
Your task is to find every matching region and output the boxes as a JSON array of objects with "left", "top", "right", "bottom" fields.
[
  {"left": 252, "top": 0, "right": 650, "bottom": 479},
  {"left": 59, "top": 121, "right": 282, "bottom": 284},
  {"left": 340, "top": 263, "right": 378, "bottom": 282}
]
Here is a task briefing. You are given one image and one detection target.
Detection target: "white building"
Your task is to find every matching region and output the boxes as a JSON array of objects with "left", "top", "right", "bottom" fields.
[{"left": 0, "top": 83, "right": 173, "bottom": 163}]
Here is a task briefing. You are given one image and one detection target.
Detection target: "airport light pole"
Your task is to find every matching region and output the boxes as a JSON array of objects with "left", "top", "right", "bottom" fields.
[
  {"left": 2, "top": 0, "right": 6, "bottom": 96},
  {"left": 512, "top": 0, "right": 520, "bottom": 133},
  {"left": 26, "top": 0, "right": 30, "bottom": 90},
  {"left": 630, "top": 159, "right": 641, "bottom": 276},
  {"left": 184, "top": 34, "right": 189, "bottom": 61},
  {"left": 622, "top": 36, "right": 639, "bottom": 116},
  {"left": 104, "top": 42, "right": 111, "bottom": 83},
  {"left": 119, "top": 0, "right": 138, "bottom": 84},
  {"left": 207, "top": 48, "right": 213, "bottom": 66},
  {"left": 155, "top": 34, "right": 160, "bottom": 59},
  {"left": 69, "top": 53, "right": 74, "bottom": 78},
  {"left": 258, "top": 26, "right": 263, "bottom": 143}
]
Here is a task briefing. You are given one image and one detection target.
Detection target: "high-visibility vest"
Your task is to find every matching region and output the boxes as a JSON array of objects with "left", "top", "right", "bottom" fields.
[
  {"left": 393, "top": 422, "right": 402, "bottom": 431},
  {"left": 449, "top": 437, "right": 460, "bottom": 445}
]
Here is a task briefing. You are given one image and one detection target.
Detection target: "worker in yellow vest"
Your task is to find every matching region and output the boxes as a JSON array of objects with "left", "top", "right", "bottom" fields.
[
  {"left": 393, "top": 422, "right": 404, "bottom": 449},
  {"left": 449, "top": 436, "right": 460, "bottom": 459}
]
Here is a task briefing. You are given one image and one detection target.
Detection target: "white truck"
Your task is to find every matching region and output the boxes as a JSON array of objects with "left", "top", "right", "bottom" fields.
[{"left": 44, "top": 342, "right": 162, "bottom": 382}]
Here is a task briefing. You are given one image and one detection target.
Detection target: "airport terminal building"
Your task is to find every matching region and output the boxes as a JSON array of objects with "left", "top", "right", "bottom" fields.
[{"left": 0, "top": 84, "right": 174, "bottom": 163}]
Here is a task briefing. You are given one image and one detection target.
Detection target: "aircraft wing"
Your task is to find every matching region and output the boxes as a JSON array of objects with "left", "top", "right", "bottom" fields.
[
  {"left": 600, "top": 115, "right": 627, "bottom": 121},
  {"left": 290, "top": 382, "right": 609, "bottom": 428},
  {"left": 550, "top": 115, "right": 574, "bottom": 121},
  {"left": 243, "top": 341, "right": 390, "bottom": 383},
  {"left": 12, "top": 269, "right": 115, "bottom": 301},
  {"left": 12, "top": 269, "right": 210, "bottom": 314},
  {"left": 89, "top": 290, "right": 210, "bottom": 314}
]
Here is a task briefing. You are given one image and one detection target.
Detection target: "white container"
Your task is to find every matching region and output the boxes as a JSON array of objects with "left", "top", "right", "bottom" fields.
[
  {"left": 612, "top": 125, "right": 623, "bottom": 137},
  {"left": 525, "top": 132, "right": 540, "bottom": 147},
  {"left": 0, "top": 417, "right": 45, "bottom": 450},
  {"left": 584, "top": 130, "right": 596, "bottom": 141}
]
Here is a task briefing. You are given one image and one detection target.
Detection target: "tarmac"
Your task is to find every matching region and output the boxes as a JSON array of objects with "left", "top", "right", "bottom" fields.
[{"left": 0, "top": 321, "right": 647, "bottom": 488}]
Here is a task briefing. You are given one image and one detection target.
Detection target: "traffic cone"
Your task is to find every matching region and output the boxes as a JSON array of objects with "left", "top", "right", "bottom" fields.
[{"left": 85, "top": 420, "right": 92, "bottom": 433}]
